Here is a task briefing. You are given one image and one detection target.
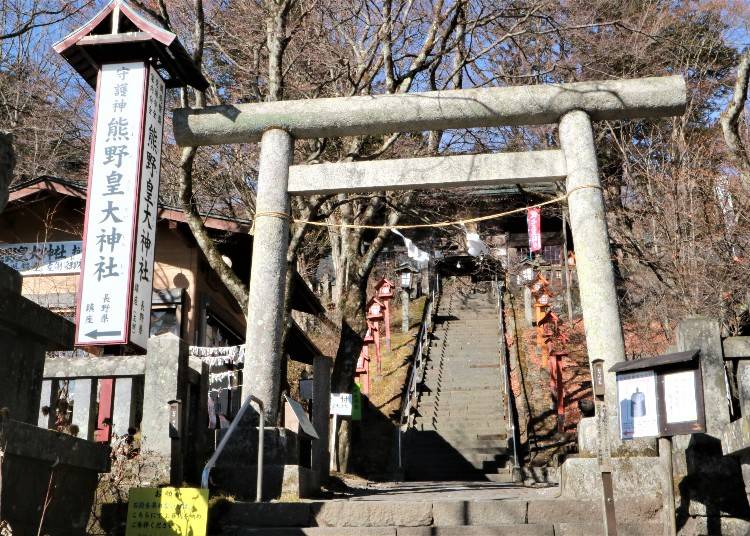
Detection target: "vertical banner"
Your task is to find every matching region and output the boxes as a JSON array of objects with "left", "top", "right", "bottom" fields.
[
  {"left": 130, "top": 66, "right": 165, "bottom": 350},
  {"left": 527, "top": 207, "right": 542, "bottom": 253},
  {"left": 76, "top": 62, "right": 164, "bottom": 351}
]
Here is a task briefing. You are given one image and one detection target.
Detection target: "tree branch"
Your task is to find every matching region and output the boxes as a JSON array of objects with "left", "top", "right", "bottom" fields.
[{"left": 721, "top": 49, "right": 750, "bottom": 189}]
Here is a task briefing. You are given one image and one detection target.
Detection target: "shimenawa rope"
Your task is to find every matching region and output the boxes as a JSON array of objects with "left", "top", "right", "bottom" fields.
[{"left": 251, "top": 184, "right": 601, "bottom": 231}]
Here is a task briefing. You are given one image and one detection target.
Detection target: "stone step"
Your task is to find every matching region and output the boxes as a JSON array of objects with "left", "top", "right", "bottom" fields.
[
  {"left": 420, "top": 385, "right": 501, "bottom": 393},
  {"left": 484, "top": 471, "right": 516, "bottom": 483},
  {"left": 418, "top": 412, "right": 505, "bottom": 422},
  {"left": 414, "top": 416, "right": 506, "bottom": 427},
  {"left": 212, "top": 498, "right": 662, "bottom": 530},
  {"left": 421, "top": 378, "right": 501, "bottom": 384},
  {"left": 417, "top": 402, "right": 504, "bottom": 410},
  {"left": 418, "top": 395, "right": 503, "bottom": 402},
  {"left": 419, "top": 386, "right": 501, "bottom": 393},
  {"left": 216, "top": 528, "right": 553, "bottom": 536},
  {"left": 406, "top": 431, "right": 506, "bottom": 442},
  {"left": 406, "top": 437, "right": 508, "bottom": 449},
  {"left": 404, "top": 451, "right": 508, "bottom": 468},
  {"left": 419, "top": 392, "right": 502, "bottom": 399},
  {"left": 411, "top": 426, "right": 507, "bottom": 437}
]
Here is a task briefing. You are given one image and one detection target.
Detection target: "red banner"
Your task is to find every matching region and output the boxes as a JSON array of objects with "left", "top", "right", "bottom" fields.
[{"left": 527, "top": 207, "right": 542, "bottom": 252}]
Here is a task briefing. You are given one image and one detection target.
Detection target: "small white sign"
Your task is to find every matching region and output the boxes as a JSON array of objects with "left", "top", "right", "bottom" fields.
[
  {"left": 617, "top": 370, "right": 659, "bottom": 440},
  {"left": 0, "top": 241, "right": 82, "bottom": 275},
  {"left": 76, "top": 62, "right": 147, "bottom": 347},
  {"left": 663, "top": 370, "right": 698, "bottom": 424},
  {"left": 129, "top": 65, "right": 165, "bottom": 350},
  {"left": 330, "top": 393, "right": 353, "bottom": 416}
]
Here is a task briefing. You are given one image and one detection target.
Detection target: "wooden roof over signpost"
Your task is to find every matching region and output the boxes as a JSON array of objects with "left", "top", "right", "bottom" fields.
[{"left": 53, "top": 0, "right": 208, "bottom": 90}]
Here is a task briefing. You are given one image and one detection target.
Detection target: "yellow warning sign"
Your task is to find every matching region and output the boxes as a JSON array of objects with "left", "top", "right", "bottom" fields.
[{"left": 125, "top": 487, "right": 208, "bottom": 536}]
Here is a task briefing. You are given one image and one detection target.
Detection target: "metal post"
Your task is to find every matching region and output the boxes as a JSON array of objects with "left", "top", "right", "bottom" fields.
[
  {"left": 596, "top": 398, "right": 618, "bottom": 536},
  {"left": 659, "top": 436, "right": 677, "bottom": 536},
  {"left": 256, "top": 409, "right": 264, "bottom": 503},
  {"left": 560, "top": 111, "right": 627, "bottom": 451},
  {"left": 202, "top": 395, "right": 265, "bottom": 502},
  {"left": 242, "top": 129, "right": 293, "bottom": 421},
  {"left": 561, "top": 210, "right": 575, "bottom": 326},
  {"left": 330, "top": 413, "right": 338, "bottom": 472}
]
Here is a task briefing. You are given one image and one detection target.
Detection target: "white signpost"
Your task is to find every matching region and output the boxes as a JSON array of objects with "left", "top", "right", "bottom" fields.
[
  {"left": 329, "top": 393, "right": 353, "bottom": 472},
  {"left": 75, "top": 62, "right": 164, "bottom": 351},
  {"left": 330, "top": 393, "right": 353, "bottom": 416},
  {"left": 0, "top": 241, "right": 82, "bottom": 275},
  {"left": 129, "top": 66, "right": 166, "bottom": 350}
]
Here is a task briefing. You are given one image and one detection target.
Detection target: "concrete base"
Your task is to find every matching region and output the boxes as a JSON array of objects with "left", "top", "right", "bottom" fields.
[
  {"left": 560, "top": 456, "right": 662, "bottom": 500},
  {"left": 0, "top": 418, "right": 110, "bottom": 535},
  {"left": 212, "top": 426, "right": 315, "bottom": 500}
]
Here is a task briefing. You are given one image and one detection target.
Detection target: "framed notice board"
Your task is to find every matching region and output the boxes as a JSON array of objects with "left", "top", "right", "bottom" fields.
[{"left": 610, "top": 349, "right": 706, "bottom": 440}]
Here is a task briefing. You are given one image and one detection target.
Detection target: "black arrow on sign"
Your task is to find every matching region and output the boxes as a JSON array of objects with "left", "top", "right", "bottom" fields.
[{"left": 85, "top": 329, "right": 122, "bottom": 339}]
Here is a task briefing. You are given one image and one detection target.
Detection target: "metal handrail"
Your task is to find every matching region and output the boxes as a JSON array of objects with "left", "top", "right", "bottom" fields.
[
  {"left": 201, "top": 394, "right": 265, "bottom": 502},
  {"left": 496, "top": 278, "right": 520, "bottom": 474},
  {"left": 397, "top": 276, "right": 437, "bottom": 468}
]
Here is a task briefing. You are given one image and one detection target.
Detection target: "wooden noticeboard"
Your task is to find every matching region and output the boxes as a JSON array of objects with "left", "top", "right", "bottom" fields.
[
  {"left": 610, "top": 349, "right": 706, "bottom": 440},
  {"left": 125, "top": 487, "right": 208, "bottom": 536}
]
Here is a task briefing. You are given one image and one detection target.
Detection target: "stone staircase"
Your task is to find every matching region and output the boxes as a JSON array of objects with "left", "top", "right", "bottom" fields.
[
  {"left": 209, "top": 282, "right": 665, "bottom": 536},
  {"left": 210, "top": 493, "right": 664, "bottom": 535},
  {"left": 404, "top": 285, "right": 512, "bottom": 481}
]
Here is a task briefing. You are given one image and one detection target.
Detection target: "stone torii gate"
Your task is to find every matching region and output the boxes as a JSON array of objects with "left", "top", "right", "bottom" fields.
[{"left": 173, "top": 75, "right": 686, "bottom": 451}]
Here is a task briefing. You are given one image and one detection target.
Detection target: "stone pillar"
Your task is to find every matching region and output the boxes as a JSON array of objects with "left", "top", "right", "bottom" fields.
[
  {"left": 72, "top": 378, "right": 97, "bottom": 441},
  {"left": 38, "top": 379, "right": 55, "bottom": 428},
  {"left": 675, "top": 318, "right": 729, "bottom": 436},
  {"left": 401, "top": 290, "right": 410, "bottom": 333},
  {"left": 737, "top": 362, "right": 750, "bottom": 417},
  {"left": 112, "top": 377, "right": 135, "bottom": 437},
  {"left": 523, "top": 286, "right": 534, "bottom": 327},
  {"left": 243, "top": 129, "right": 293, "bottom": 422},
  {"left": 559, "top": 111, "right": 627, "bottom": 452},
  {"left": 0, "top": 263, "right": 72, "bottom": 426},
  {"left": 141, "top": 333, "right": 187, "bottom": 484},
  {"left": 312, "top": 356, "right": 331, "bottom": 489}
]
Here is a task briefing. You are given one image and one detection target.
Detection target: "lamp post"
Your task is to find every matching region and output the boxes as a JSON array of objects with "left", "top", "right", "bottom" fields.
[{"left": 396, "top": 264, "right": 414, "bottom": 333}]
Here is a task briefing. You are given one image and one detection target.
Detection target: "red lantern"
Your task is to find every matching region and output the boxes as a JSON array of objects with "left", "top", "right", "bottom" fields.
[
  {"left": 374, "top": 278, "right": 395, "bottom": 350},
  {"left": 366, "top": 297, "right": 385, "bottom": 321},
  {"left": 363, "top": 327, "right": 375, "bottom": 344},
  {"left": 375, "top": 278, "right": 395, "bottom": 299},
  {"left": 356, "top": 344, "right": 371, "bottom": 395}
]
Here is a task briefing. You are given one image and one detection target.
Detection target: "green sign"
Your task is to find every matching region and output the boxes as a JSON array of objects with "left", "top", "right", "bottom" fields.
[
  {"left": 352, "top": 383, "right": 362, "bottom": 421},
  {"left": 125, "top": 487, "right": 208, "bottom": 536}
]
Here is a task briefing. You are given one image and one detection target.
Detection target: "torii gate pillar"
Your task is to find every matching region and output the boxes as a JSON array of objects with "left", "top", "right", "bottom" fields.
[
  {"left": 560, "top": 111, "right": 641, "bottom": 455},
  {"left": 241, "top": 129, "right": 293, "bottom": 420}
]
